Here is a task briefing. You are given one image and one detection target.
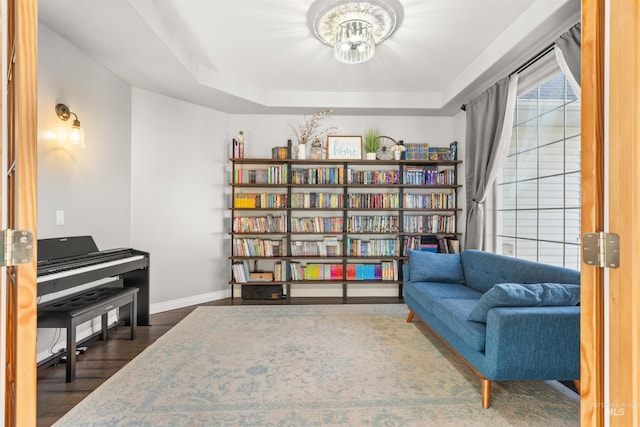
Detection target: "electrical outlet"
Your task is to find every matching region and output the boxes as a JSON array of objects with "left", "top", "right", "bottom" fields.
[{"left": 56, "top": 210, "right": 64, "bottom": 226}]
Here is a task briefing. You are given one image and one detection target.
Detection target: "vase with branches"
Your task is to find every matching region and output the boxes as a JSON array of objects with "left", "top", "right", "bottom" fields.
[{"left": 288, "top": 109, "right": 337, "bottom": 159}]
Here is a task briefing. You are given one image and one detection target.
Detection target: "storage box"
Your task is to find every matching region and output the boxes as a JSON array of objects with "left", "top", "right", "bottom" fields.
[
  {"left": 242, "top": 285, "right": 283, "bottom": 300},
  {"left": 249, "top": 272, "right": 274, "bottom": 281}
]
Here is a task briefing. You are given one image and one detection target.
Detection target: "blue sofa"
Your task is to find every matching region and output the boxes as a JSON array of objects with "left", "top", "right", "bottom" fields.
[{"left": 404, "top": 249, "right": 580, "bottom": 408}]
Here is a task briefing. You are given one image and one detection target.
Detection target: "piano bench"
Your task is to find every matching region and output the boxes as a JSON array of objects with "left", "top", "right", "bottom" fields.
[{"left": 37, "top": 286, "right": 139, "bottom": 382}]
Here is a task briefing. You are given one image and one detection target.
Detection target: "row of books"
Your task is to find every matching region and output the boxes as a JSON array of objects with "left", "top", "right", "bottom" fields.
[
  {"left": 235, "top": 191, "right": 454, "bottom": 210},
  {"left": 233, "top": 238, "right": 285, "bottom": 257},
  {"left": 273, "top": 261, "right": 286, "bottom": 281},
  {"left": 271, "top": 146, "right": 289, "bottom": 160},
  {"left": 403, "top": 214, "right": 456, "bottom": 233},
  {"left": 347, "top": 169, "right": 401, "bottom": 185},
  {"left": 231, "top": 235, "right": 459, "bottom": 257},
  {"left": 403, "top": 191, "right": 456, "bottom": 209},
  {"left": 346, "top": 215, "right": 400, "bottom": 233},
  {"left": 234, "top": 193, "right": 288, "bottom": 208},
  {"left": 288, "top": 260, "right": 398, "bottom": 281},
  {"left": 404, "top": 167, "right": 456, "bottom": 185},
  {"left": 404, "top": 143, "right": 456, "bottom": 161},
  {"left": 233, "top": 166, "right": 455, "bottom": 186},
  {"left": 290, "top": 262, "right": 343, "bottom": 280},
  {"left": 290, "top": 236, "right": 341, "bottom": 256},
  {"left": 290, "top": 217, "right": 344, "bottom": 233},
  {"left": 233, "top": 214, "right": 287, "bottom": 233},
  {"left": 347, "top": 261, "right": 398, "bottom": 280},
  {"left": 291, "top": 167, "right": 344, "bottom": 184},
  {"left": 403, "top": 236, "right": 460, "bottom": 255},
  {"left": 345, "top": 237, "right": 400, "bottom": 257},
  {"left": 290, "top": 192, "right": 343, "bottom": 208},
  {"left": 347, "top": 193, "right": 400, "bottom": 209},
  {"left": 233, "top": 260, "right": 400, "bottom": 282},
  {"left": 233, "top": 164, "right": 288, "bottom": 184},
  {"left": 231, "top": 261, "right": 251, "bottom": 283}
]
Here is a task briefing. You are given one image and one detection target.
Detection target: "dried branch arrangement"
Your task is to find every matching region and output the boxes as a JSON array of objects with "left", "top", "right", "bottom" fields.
[{"left": 288, "top": 109, "right": 337, "bottom": 146}]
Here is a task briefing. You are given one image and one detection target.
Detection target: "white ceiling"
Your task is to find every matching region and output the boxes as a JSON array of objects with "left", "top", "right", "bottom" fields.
[{"left": 38, "top": 0, "right": 580, "bottom": 116}]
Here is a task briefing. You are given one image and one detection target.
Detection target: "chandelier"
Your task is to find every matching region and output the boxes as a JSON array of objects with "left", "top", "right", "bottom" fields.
[{"left": 307, "top": 0, "right": 404, "bottom": 64}]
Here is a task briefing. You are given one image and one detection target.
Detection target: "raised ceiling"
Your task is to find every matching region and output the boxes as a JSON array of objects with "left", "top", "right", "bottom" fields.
[{"left": 38, "top": 0, "right": 580, "bottom": 116}]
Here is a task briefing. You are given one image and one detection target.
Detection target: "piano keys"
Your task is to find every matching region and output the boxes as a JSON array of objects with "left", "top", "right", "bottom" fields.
[{"left": 37, "top": 236, "right": 150, "bottom": 325}]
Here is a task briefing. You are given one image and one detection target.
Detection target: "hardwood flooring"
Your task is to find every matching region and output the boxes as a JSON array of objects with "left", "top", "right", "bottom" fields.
[{"left": 36, "top": 297, "right": 400, "bottom": 427}]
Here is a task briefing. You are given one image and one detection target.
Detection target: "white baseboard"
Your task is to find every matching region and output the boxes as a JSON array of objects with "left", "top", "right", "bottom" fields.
[
  {"left": 150, "top": 289, "right": 231, "bottom": 314},
  {"left": 150, "top": 285, "right": 401, "bottom": 315}
]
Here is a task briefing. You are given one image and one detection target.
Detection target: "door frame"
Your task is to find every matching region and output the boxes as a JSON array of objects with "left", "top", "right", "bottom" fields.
[
  {"left": 2, "top": 0, "right": 38, "bottom": 425},
  {"left": 581, "top": 0, "right": 640, "bottom": 425}
]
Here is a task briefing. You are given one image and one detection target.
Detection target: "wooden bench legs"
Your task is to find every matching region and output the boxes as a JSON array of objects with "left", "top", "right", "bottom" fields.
[
  {"left": 38, "top": 287, "right": 139, "bottom": 382},
  {"left": 62, "top": 295, "right": 137, "bottom": 382}
]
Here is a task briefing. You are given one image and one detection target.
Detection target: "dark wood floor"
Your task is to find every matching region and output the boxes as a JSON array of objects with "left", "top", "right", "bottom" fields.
[{"left": 36, "top": 296, "right": 401, "bottom": 427}]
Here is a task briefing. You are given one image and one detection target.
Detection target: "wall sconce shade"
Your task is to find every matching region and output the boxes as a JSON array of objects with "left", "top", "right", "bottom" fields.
[{"left": 55, "top": 103, "right": 85, "bottom": 148}]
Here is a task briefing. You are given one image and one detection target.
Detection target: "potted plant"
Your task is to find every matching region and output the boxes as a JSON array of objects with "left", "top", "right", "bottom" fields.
[{"left": 364, "top": 129, "right": 380, "bottom": 160}]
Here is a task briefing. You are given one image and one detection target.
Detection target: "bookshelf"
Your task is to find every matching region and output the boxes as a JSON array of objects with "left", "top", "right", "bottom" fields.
[{"left": 229, "top": 156, "right": 462, "bottom": 300}]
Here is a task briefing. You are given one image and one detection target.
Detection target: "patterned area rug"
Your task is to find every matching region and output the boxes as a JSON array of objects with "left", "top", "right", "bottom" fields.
[{"left": 53, "top": 304, "right": 579, "bottom": 426}]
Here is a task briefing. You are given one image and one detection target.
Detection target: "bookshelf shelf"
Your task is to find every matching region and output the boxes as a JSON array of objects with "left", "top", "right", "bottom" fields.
[{"left": 230, "top": 154, "right": 462, "bottom": 300}]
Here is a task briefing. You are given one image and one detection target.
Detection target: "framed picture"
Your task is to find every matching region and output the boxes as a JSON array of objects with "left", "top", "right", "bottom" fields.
[{"left": 326, "top": 135, "right": 363, "bottom": 160}]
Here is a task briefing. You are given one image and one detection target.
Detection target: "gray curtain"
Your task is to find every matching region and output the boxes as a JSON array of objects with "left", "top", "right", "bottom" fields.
[
  {"left": 555, "top": 22, "right": 581, "bottom": 86},
  {"left": 464, "top": 75, "right": 518, "bottom": 250}
]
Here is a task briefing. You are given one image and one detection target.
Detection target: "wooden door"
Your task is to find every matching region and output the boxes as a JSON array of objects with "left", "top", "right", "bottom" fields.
[
  {"left": 3, "top": 0, "right": 38, "bottom": 425},
  {"left": 607, "top": 0, "right": 640, "bottom": 425},
  {"left": 582, "top": 0, "right": 640, "bottom": 425},
  {"left": 581, "top": 1, "right": 605, "bottom": 425}
]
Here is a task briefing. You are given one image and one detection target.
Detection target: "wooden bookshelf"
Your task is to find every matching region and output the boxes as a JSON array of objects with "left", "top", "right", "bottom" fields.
[{"left": 229, "top": 156, "right": 462, "bottom": 300}]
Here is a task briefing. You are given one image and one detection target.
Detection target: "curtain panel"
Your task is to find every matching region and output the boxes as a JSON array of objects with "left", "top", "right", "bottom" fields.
[
  {"left": 554, "top": 22, "right": 582, "bottom": 95},
  {"left": 464, "top": 74, "right": 518, "bottom": 250}
]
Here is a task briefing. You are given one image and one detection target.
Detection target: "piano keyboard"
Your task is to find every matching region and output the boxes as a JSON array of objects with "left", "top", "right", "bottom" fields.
[{"left": 37, "top": 255, "right": 145, "bottom": 283}]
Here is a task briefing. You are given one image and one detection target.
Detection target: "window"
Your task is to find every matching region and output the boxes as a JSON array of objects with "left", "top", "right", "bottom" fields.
[{"left": 496, "top": 71, "right": 581, "bottom": 269}]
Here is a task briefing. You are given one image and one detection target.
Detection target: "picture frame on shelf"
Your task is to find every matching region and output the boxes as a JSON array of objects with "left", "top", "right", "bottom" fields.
[{"left": 326, "top": 135, "right": 362, "bottom": 160}]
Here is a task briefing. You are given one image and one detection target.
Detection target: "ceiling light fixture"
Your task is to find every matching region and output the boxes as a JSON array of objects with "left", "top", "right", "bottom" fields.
[
  {"left": 307, "top": 0, "right": 404, "bottom": 64},
  {"left": 55, "top": 103, "right": 85, "bottom": 148}
]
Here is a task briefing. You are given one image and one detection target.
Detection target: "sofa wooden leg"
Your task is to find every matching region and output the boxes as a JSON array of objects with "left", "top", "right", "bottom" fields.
[
  {"left": 573, "top": 380, "right": 580, "bottom": 394},
  {"left": 406, "top": 310, "right": 414, "bottom": 323},
  {"left": 481, "top": 378, "right": 491, "bottom": 409}
]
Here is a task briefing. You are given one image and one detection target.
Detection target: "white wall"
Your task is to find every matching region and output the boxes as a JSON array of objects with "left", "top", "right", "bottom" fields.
[
  {"left": 38, "top": 24, "right": 132, "bottom": 248},
  {"left": 131, "top": 88, "right": 230, "bottom": 311}
]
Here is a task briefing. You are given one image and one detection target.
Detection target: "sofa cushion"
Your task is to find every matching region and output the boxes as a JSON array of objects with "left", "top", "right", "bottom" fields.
[
  {"left": 467, "top": 283, "right": 581, "bottom": 323},
  {"left": 405, "top": 281, "right": 482, "bottom": 312},
  {"left": 408, "top": 250, "right": 465, "bottom": 284},
  {"left": 431, "top": 298, "right": 487, "bottom": 352},
  {"left": 461, "top": 249, "right": 580, "bottom": 293}
]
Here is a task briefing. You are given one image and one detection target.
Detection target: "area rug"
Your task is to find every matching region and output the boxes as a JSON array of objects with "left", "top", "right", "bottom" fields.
[{"left": 53, "top": 304, "right": 579, "bottom": 426}]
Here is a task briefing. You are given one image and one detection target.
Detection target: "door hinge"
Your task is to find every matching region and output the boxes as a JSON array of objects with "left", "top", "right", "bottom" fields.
[
  {"left": 0, "top": 230, "right": 34, "bottom": 267},
  {"left": 582, "top": 232, "right": 619, "bottom": 268}
]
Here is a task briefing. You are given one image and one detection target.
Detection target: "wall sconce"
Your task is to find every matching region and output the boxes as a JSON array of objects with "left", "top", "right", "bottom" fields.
[{"left": 55, "top": 103, "right": 85, "bottom": 148}]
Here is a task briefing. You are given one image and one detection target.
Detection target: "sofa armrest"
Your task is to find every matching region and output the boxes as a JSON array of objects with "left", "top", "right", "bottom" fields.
[
  {"left": 402, "top": 263, "right": 410, "bottom": 285},
  {"left": 483, "top": 306, "right": 580, "bottom": 380}
]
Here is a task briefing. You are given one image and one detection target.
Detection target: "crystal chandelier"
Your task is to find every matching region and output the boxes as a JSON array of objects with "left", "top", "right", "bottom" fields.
[{"left": 307, "top": 0, "right": 404, "bottom": 64}]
